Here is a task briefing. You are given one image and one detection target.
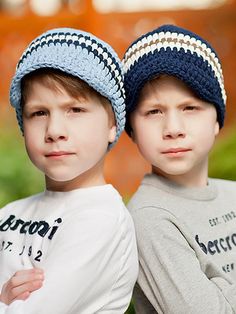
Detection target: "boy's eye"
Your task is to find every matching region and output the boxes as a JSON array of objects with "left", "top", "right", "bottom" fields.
[
  {"left": 71, "top": 107, "right": 84, "bottom": 113},
  {"left": 147, "top": 109, "right": 162, "bottom": 115},
  {"left": 184, "top": 105, "right": 198, "bottom": 111},
  {"left": 32, "top": 111, "right": 46, "bottom": 117}
]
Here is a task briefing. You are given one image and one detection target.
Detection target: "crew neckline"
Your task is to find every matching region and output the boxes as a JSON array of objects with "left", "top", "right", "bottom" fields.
[
  {"left": 44, "top": 184, "right": 114, "bottom": 199},
  {"left": 142, "top": 174, "right": 218, "bottom": 201}
]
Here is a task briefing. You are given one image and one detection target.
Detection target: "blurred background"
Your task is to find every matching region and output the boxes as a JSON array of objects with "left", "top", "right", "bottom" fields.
[
  {"left": 1, "top": 0, "right": 236, "bottom": 203},
  {"left": 0, "top": 0, "right": 236, "bottom": 312}
]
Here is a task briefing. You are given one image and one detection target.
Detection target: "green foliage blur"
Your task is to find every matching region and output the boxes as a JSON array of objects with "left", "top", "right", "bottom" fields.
[
  {"left": 209, "top": 129, "right": 236, "bottom": 181},
  {"left": 0, "top": 124, "right": 44, "bottom": 208},
  {"left": 0, "top": 122, "right": 235, "bottom": 314}
]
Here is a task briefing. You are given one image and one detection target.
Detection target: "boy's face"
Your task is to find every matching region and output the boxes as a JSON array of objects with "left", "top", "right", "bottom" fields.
[
  {"left": 22, "top": 80, "right": 116, "bottom": 191},
  {"left": 130, "top": 76, "right": 219, "bottom": 187}
]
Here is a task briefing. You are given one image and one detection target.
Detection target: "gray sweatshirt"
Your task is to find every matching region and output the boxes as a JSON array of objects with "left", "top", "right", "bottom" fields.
[{"left": 128, "top": 174, "right": 236, "bottom": 314}]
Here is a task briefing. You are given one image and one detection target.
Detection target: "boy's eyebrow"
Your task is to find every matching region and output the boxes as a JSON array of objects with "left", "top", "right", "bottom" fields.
[
  {"left": 24, "top": 98, "right": 85, "bottom": 109},
  {"left": 138, "top": 96, "right": 201, "bottom": 107},
  {"left": 23, "top": 102, "right": 45, "bottom": 110},
  {"left": 137, "top": 100, "right": 162, "bottom": 111}
]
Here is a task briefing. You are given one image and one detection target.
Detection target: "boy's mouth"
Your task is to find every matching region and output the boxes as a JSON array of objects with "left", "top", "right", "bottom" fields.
[
  {"left": 162, "top": 148, "right": 192, "bottom": 155},
  {"left": 45, "top": 151, "right": 75, "bottom": 158}
]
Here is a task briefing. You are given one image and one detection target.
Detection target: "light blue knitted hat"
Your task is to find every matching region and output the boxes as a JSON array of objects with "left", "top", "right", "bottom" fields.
[{"left": 10, "top": 27, "right": 126, "bottom": 147}]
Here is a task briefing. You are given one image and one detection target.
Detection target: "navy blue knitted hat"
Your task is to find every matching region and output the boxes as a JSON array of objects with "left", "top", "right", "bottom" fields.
[
  {"left": 10, "top": 27, "right": 126, "bottom": 148},
  {"left": 122, "top": 24, "right": 226, "bottom": 135}
]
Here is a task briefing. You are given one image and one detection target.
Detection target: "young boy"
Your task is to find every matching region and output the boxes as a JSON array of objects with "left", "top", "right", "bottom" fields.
[
  {"left": 0, "top": 27, "right": 138, "bottom": 313},
  {"left": 122, "top": 24, "right": 236, "bottom": 313}
]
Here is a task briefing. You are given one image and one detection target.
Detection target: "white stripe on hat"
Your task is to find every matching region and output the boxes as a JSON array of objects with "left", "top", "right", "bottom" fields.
[{"left": 123, "top": 31, "right": 226, "bottom": 104}]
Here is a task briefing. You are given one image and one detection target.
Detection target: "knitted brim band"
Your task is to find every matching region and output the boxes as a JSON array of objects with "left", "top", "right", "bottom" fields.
[
  {"left": 10, "top": 27, "right": 126, "bottom": 147},
  {"left": 122, "top": 24, "right": 226, "bottom": 134}
]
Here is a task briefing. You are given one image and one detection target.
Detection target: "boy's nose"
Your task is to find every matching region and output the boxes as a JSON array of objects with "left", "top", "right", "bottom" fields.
[
  {"left": 45, "top": 115, "right": 68, "bottom": 142},
  {"left": 162, "top": 112, "right": 185, "bottom": 140}
]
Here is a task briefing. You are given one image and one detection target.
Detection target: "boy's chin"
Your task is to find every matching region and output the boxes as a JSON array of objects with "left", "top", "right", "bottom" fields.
[
  {"left": 152, "top": 166, "right": 189, "bottom": 177},
  {"left": 44, "top": 170, "right": 105, "bottom": 191},
  {"left": 152, "top": 166, "right": 199, "bottom": 180},
  {"left": 45, "top": 172, "right": 78, "bottom": 183}
]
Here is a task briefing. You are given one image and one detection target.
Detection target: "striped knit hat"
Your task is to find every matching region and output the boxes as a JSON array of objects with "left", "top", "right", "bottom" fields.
[
  {"left": 122, "top": 24, "right": 226, "bottom": 135},
  {"left": 10, "top": 27, "right": 126, "bottom": 147}
]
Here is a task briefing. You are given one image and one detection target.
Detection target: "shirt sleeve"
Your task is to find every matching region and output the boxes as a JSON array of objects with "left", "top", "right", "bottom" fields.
[
  {"left": 0, "top": 301, "right": 24, "bottom": 314},
  {"left": 133, "top": 207, "right": 236, "bottom": 314},
  {"left": 0, "top": 208, "right": 132, "bottom": 314}
]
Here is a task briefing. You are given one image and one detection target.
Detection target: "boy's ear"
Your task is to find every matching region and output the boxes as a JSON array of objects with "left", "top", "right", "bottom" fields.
[
  {"left": 108, "top": 125, "right": 117, "bottom": 143},
  {"left": 214, "top": 121, "right": 220, "bottom": 136}
]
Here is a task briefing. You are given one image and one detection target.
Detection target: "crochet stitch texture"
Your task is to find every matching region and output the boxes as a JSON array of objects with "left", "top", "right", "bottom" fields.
[
  {"left": 10, "top": 27, "right": 126, "bottom": 147},
  {"left": 122, "top": 24, "right": 226, "bottom": 135}
]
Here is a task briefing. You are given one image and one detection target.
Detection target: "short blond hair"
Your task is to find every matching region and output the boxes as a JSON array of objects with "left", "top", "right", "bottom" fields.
[{"left": 21, "top": 68, "right": 115, "bottom": 125}]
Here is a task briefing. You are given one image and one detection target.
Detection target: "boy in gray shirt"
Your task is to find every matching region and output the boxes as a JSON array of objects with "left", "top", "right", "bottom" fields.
[{"left": 122, "top": 24, "right": 236, "bottom": 313}]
